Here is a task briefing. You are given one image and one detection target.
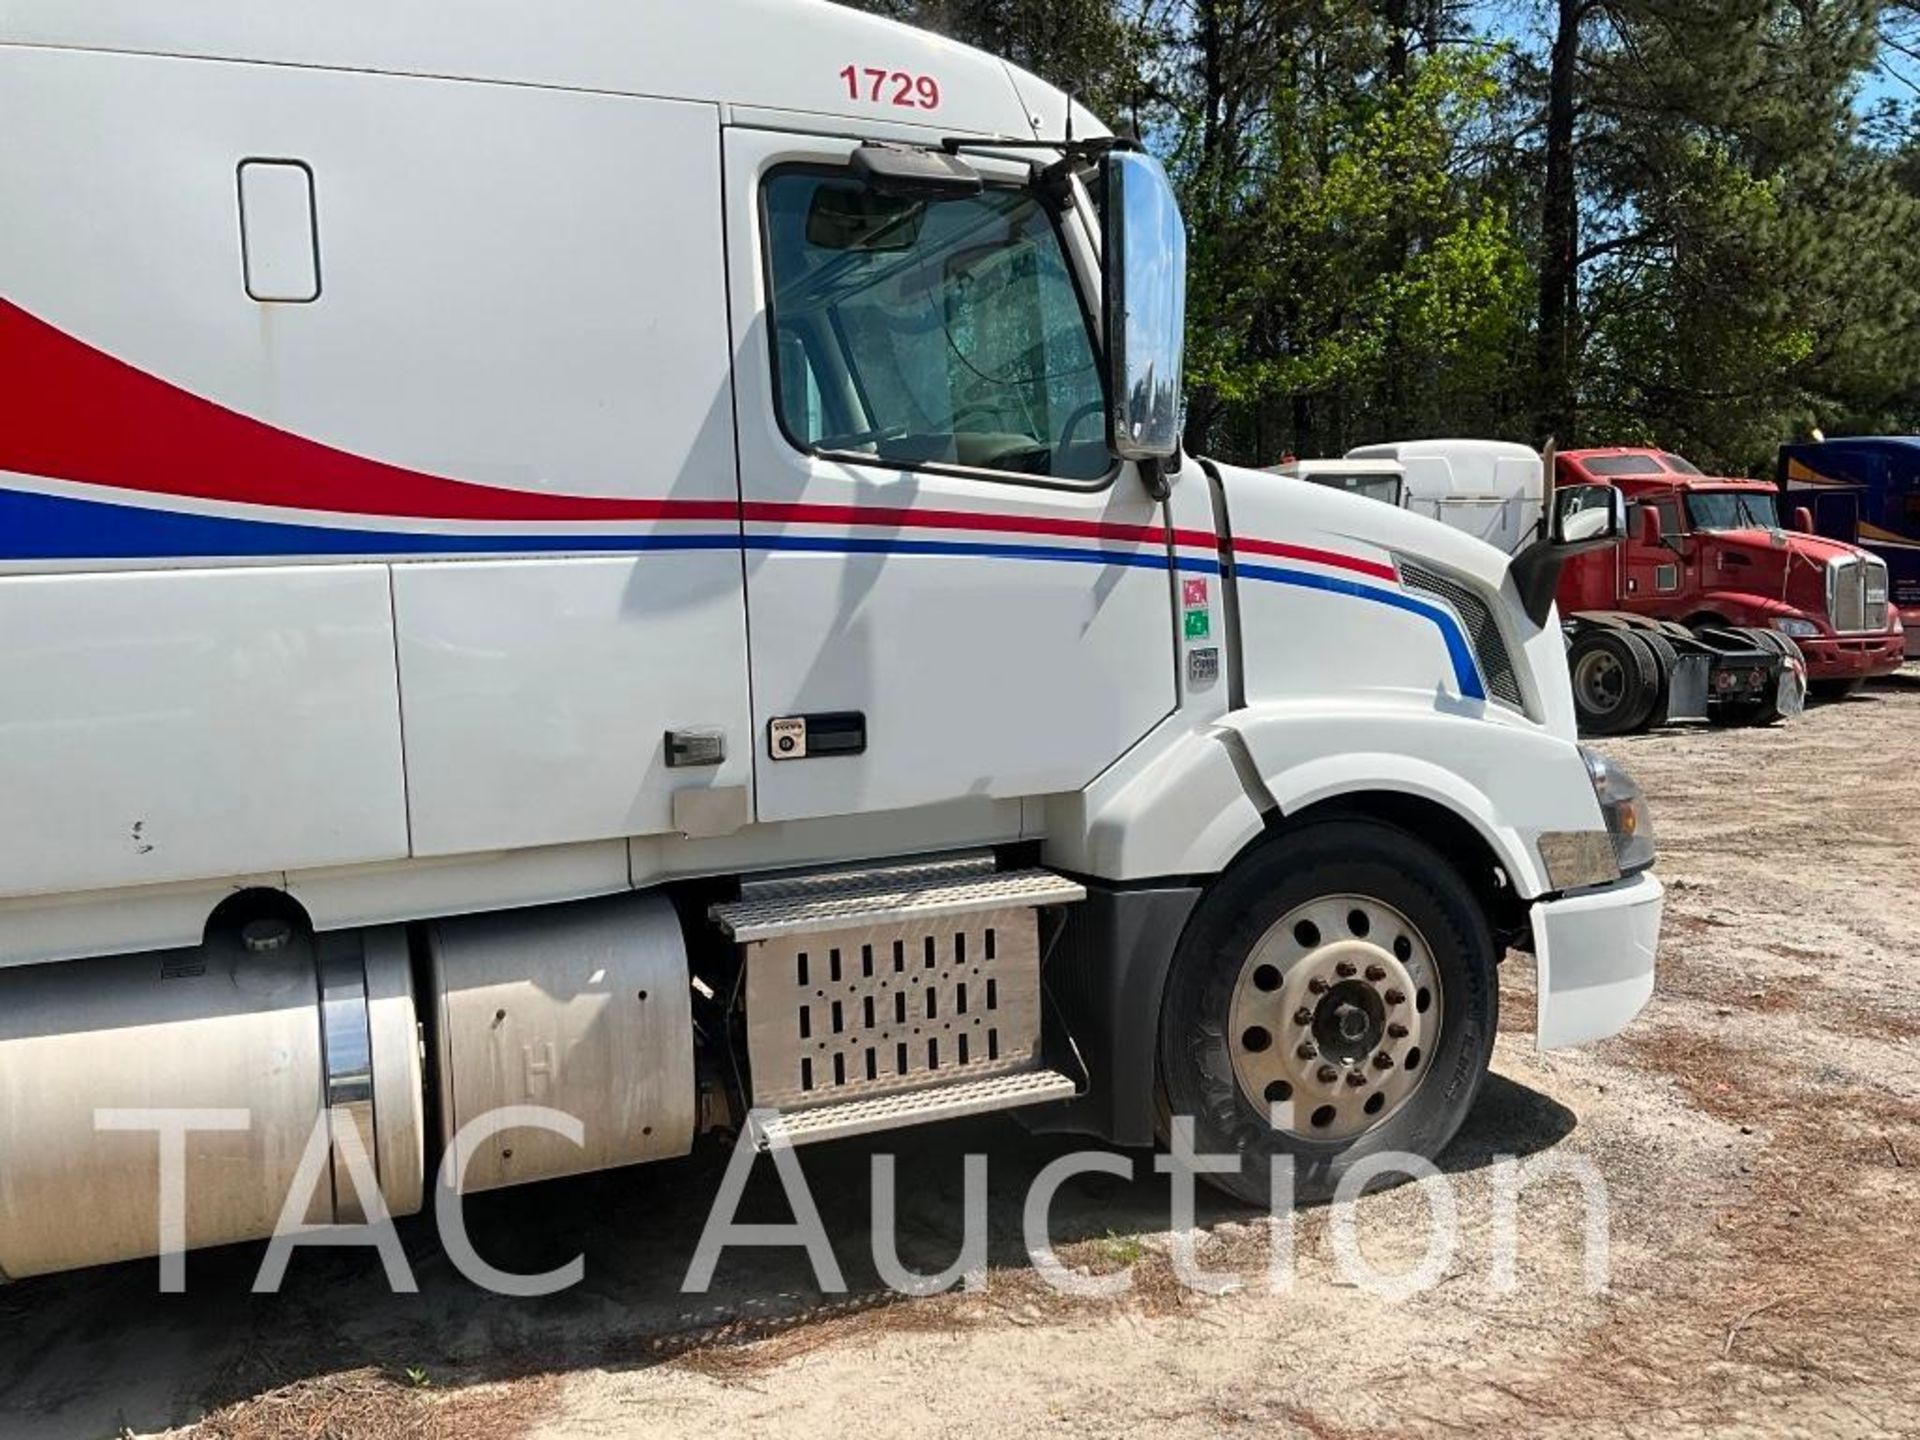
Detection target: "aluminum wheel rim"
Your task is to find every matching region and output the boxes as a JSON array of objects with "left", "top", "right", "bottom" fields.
[
  {"left": 1227, "top": 895, "right": 1444, "bottom": 1142},
  {"left": 1573, "top": 649, "right": 1628, "bottom": 716}
]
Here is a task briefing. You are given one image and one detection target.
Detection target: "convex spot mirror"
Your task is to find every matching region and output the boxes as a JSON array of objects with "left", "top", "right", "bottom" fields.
[
  {"left": 808, "top": 143, "right": 986, "bottom": 253},
  {"left": 807, "top": 186, "right": 926, "bottom": 253},
  {"left": 1637, "top": 505, "right": 1664, "bottom": 547},
  {"left": 1554, "top": 483, "right": 1628, "bottom": 547},
  {"left": 1102, "top": 150, "right": 1188, "bottom": 463}
]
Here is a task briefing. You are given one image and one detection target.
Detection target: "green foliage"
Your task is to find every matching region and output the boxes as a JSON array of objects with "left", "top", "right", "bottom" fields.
[{"left": 841, "top": 0, "right": 1920, "bottom": 470}]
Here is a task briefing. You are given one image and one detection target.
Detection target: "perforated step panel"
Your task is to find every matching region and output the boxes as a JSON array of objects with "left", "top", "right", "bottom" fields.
[
  {"left": 711, "top": 854, "right": 1085, "bottom": 943},
  {"left": 752, "top": 1068, "right": 1079, "bottom": 1150},
  {"left": 711, "top": 856, "right": 1085, "bottom": 1117}
]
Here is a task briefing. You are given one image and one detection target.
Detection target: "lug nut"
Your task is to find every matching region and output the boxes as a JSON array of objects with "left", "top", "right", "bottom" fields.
[
  {"left": 1294, "top": 1007, "right": 1315, "bottom": 1026},
  {"left": 1308, "top": 978, "right": 1330, "bottom": 995},
  {"left": 1335, "top": 961, "right": 1358, "bottom": 979},
  {"left": 1388, "top": 1023, "right": 1410, "bottom": 1040},
  {"left": 1317, "top": 1065, "right": 1339, "bottom": 1084},
  {"left": 1346, "top": 1073, "right": 1369, "bottom": 1089},
  {"left": 1296, "top": 1043, "right": 1317, "bottom": 1061},
  {"left": 1385, "top": 989, "right": 1407, "bottom": 1006},
  {"left": 1374, "top": 1053, "right": 1395, "bottom": 1071},
  {"left": 1365, "top": 964, "right": 1387, "bottom": 983}
]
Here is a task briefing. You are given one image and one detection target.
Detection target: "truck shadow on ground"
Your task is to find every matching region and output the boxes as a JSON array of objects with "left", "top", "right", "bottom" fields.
[{"left": 0, "top": 1072, "right": 1572, "bottom": 1437}]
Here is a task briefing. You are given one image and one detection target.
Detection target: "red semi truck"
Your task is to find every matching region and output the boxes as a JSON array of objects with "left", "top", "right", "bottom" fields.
[
  {"left": 1555, "top": 449, "right": 1905, "bottom": 718},
  {"left": 1298, "top": 441, "right": 1883, "bottom": 735}
]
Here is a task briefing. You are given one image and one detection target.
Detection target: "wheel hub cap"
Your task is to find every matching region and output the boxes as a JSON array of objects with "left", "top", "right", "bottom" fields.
[
  {"left": 1227, "top": 897, "right": 1444, "bottom": 1143},
  {"left": 1313, "top": 982, "right": 1385, "bottom": 1063},
  {"left": 1575, "top": 650, "right": 1626, "bottom": 712}
]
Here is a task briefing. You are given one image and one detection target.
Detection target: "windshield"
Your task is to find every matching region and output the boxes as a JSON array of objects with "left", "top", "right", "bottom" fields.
[
  {"left": 1687, "top": 490, "right": 1780, "bottom": 531},
  {"left": 762, "top": 172, "right": 1109, "bottom": 482}
]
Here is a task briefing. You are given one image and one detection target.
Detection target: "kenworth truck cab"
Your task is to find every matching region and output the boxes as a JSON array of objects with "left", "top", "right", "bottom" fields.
[
  {"left": 1559, "top": 448, "right": 1904, "bottom": 701},
  {"left": 0, "top": 0, "right": 1662, "bottom": 1282}
]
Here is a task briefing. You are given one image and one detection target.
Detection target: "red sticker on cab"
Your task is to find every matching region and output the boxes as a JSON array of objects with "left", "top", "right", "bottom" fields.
[{"left": 1183, "top": 578, "right": 1210, "bottom": 608}]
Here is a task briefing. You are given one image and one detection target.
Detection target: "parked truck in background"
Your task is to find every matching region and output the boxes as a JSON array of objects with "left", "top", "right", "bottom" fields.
[
  {"left": 0, "top": 0, "right": 1663, "bottom": 1285},
  {"left": 1310, "top": 442, "right": 1805, "bottom": 735},
  {"left": 1778, "top": 437, "right": 1920, "bottom": 658},
  {"left": 1556, "top": 448, "right": 1904, "bottom": 706}
]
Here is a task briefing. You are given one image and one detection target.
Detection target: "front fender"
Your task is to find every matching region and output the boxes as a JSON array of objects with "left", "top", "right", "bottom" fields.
[{"left": 1222, "top": 702, "right": 1607, "bottom": 900}]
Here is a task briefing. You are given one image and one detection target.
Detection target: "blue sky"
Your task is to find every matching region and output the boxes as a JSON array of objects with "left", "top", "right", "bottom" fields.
[{"left": 1468, "top": 1, "right": 1915, "bottom": 117}]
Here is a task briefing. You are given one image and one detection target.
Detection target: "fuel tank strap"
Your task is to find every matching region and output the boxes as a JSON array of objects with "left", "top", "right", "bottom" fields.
[{"left": 315, "top": 933, "right": 379, "bottom": 1224}]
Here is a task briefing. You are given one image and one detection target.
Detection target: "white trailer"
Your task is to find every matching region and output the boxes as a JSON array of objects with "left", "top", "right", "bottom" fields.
[{"left": 0, "top": 0, "right": 1663, "bottom": 1281}]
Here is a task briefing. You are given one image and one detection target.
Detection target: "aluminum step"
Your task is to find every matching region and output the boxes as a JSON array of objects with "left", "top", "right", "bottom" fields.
[
  {"left": 712, "top": 857, "right": 1085, "bottom": 943},
  {"left": 752, "top": 1067, "right": 1078, "bottom": 1149}
]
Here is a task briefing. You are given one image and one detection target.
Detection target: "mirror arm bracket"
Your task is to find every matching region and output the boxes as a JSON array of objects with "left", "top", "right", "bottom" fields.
[
  {"left": 1512, "top": 535, "right": 1622, "bottom": 628},
  {"left": 1511, "top": 544, "right": 1568, "bottom": 629},
  {"left": 1139, "top": 455, "right": 1173, "bottom": 503}
]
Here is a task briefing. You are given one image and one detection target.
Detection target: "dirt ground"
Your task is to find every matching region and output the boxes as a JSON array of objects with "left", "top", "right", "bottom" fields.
[{"left": 3, "top": 677, "right": 1917, "bottom": 1440}]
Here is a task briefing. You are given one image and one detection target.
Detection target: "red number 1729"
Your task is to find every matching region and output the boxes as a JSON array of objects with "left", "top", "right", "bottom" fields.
[{"left": 840, "top": 65, "right": 942, "bottom": 111}]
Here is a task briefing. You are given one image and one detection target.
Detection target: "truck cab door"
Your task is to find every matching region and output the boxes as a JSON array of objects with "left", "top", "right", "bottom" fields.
[
  {"left": 723, "top": 130, "right": 1178, "bottom": 824},
  {"left": 1621, "top": 494, "right": 1687, "bottom": 603}
]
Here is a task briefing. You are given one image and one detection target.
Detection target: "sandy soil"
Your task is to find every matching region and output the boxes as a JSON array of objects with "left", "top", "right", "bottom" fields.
[{"left": 2, "top": 678, "right": 1916, "bottom": 1440}]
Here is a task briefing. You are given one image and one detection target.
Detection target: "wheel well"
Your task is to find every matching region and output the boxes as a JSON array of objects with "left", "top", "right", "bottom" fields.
[
  {"left": 202, "top": 887, "right": 312, "bottom": 946},
  {"left": 1270, "top": 792, "right": 1531, "bottom": 949}
]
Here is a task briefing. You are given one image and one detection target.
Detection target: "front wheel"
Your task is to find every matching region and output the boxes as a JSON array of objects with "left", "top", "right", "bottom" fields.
[
  {"left": 1808, "top": 679, "right": 1862, "bottom": 703},
  {"left": 1157, "top": 820, "right": 1498, "bottom": 1206}
]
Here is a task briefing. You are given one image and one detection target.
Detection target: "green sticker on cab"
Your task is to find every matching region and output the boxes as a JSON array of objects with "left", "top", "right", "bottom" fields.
[{"left": 1184, "top": 608, "right": 1212, "bottom": 640}]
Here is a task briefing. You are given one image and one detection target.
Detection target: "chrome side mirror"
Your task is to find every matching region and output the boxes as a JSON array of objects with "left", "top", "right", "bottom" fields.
[
  {"left": 1554, "top": 484, "right": 1626, "bottom": 547},
  {"left": 1513, "top": 482, "right": 1629, "bottom": 627},
  {"left": 1102, "top": 150, "right": 1187, "bottom": 465}
]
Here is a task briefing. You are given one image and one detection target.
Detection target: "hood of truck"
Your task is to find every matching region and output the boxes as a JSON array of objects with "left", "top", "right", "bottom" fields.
[
  {"left": 1702, "top": 528, "right": 1862, "bottom": 615},
  {"left": 1213, "top": 460, "right": 1579, "bottom": 739},
  {"left": 1707, "top": 527, "right": 1865, "bottom": 568}
]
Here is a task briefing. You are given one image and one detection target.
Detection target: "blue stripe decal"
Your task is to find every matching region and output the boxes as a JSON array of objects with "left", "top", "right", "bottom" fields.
[
  {"left": 0, "top": 488, "right": 743, "bottom": 560},
  {"left": 0, "top": 488, "right": 1481, "bottom": 700},
  {"left": 1236, "top": 560, "right": 1486, "bottom": 701}
]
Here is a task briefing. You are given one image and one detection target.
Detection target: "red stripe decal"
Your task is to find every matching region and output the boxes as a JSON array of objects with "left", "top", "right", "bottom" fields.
[
  {"left": 0, "top": 299, "right": 743, "bottom": 524},
  {"left": 742, "top": 501, "right": 1176, "bottom": 549},
  {"left": 0, "top": 298, "right": 1388, "bottom": 581},
  {"left": 1234, "top": 535, "right": 1399, "bottom": 583}
]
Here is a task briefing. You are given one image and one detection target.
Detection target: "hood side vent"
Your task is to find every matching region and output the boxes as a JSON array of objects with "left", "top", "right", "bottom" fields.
[{"left": 1400, "top": 561, "right": 1525, "bottom": 711}]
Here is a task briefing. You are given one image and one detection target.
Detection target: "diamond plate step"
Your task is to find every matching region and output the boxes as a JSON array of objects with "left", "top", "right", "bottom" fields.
[
  {"left": 752, "top": 1067, "right": 1078, "bottom": 1149},
  {"left": 712, "top": 862, "right": 1085, "bottom": 943}
]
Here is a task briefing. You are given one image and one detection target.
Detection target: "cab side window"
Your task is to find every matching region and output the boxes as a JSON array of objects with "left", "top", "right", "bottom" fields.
[{"left": 762, "top": 171, "right": 1110, "bottom": 483}]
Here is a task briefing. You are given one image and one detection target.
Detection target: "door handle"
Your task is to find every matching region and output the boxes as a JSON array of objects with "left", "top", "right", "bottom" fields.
[{"left": 768, "top": 712, "right": 867, "bottom": 761}]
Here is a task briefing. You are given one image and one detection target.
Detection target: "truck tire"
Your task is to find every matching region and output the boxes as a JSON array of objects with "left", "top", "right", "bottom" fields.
[
  {"left": 1156, "top": 820, "right": 1497, "bottom": 1207},
  {"left": 1568, "top": 628, "right": 1660, "bottom": 736},
  {"left": 1636, "top": 632, "right": 1682, "bottom": 731},
  {"left": 1741, "top": 628, "right": 1801, "bottom": 663}
]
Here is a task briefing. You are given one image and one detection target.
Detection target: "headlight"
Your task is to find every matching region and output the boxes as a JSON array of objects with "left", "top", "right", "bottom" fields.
[
  {"left": 1771, "top": 616, "right": 1821, "bottom": 638},
  {"left": 1580, "top": 747, "right": 1657, "bottom": 875}
]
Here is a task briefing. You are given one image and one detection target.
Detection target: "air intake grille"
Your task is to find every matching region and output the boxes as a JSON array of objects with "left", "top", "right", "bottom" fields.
[
  {"left": 1829, "top": 558, "right": 1890, "bottom": 634},
  {"left": 1399, "top": 561, "right": 1524, "bottom": 710}
]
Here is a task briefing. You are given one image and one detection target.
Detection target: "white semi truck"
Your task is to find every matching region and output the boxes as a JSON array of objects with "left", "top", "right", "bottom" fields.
[{"left": 0, "top": 0, "right": 1663, "bottom": 1282}]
